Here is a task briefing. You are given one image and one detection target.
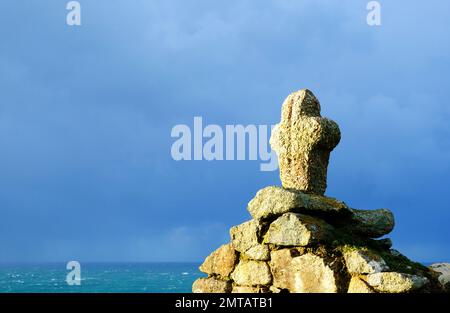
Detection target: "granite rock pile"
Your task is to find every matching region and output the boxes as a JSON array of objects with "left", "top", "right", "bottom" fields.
[{"left": 192, "top": 89, "right": 450, "bottom": 293}]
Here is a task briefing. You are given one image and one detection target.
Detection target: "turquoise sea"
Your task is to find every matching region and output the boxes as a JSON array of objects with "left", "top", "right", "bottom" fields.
[
  {"left": 0, "top": 263, "right": 203, "bottom": 293},
  {"left": 0, "top": 262, "right": 436, "bottom": 293}
]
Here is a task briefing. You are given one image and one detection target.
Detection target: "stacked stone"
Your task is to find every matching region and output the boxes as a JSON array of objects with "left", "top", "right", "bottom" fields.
[{"left": 192, "top": 89, "right": 450, "bottom": 293}]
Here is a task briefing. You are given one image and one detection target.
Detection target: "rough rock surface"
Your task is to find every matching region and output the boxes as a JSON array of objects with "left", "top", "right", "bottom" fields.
[
  {"left": 364, "top": 272, "right": 429, "bottom": 293},
  {"left": 244, "top": 244, "right": 270, "bottom": 261},
  {"left": 289, "top": 253, "right": 339, "bottom": 293},
  {"left": 269, "top": 249, "right": 299, "bottom": 290},
  {"left": 342, "top": 248, "right": 389, "bottom": 274},
  {"left": 247, "top": 186, "right": 351, "bottom": 220},
  {"left": 247, "top": 186, "right": 394, "bottom": 239},
  {"left": 269, "top": 286, "right": 282, "bottom": 293},
  {"left": 192, "top": 88, "right": 448, "bottom": 294},
  {"left": 231, "top": 260, "right": 272, "bottom": 286},
  {"left": 347, "top": 277, "right": 375, "bottom": 293},
  {"left": 264, "top": 213, "right": 333, "bottom": 246},
  {"left": 232, "top": 285, "right": 269, "bottom": 293},
  {"left": 347, "top": 208, "right": 395, "bottom": 238},
  {"left": 192, "top": 277, "right": 232, "bottom": 293},
  {"left": 430, "top": 263, "right": 450, "bottom": 291},
  {"left": 199, "top": 244, "right": 238, "bottom": 278},
  {"left": 270, "top": 89, "right": 340, "bottom": 195},
  {"left": 269, "top": 250, "right": 342, "bottom": 293},
  {"left": 230, "top": 219, "right": 265, "bottom": 254}
]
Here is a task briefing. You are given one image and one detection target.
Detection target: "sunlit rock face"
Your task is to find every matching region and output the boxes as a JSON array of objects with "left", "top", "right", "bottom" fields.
[
  {"left": 192, "top": 89, "right": 447, "bottom": 294},
  {"left": 270, "top": 89, "right": 340, "bottom": 195}
]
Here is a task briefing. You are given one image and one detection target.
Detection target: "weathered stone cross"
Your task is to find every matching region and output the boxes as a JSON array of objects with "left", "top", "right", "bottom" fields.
[{"left": 270, "top": 89, "right": 341, "bottom": 195}]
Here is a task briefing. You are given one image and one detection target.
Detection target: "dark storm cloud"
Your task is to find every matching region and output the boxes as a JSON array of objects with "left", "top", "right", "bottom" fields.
[{"left": 0, "top": 0, "right": 449, "bottom": 262}]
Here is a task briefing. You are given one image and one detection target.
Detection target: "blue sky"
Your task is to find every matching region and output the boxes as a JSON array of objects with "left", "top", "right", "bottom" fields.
[{"left": 0, "top": 0, "right": 449, "bottom": 263}]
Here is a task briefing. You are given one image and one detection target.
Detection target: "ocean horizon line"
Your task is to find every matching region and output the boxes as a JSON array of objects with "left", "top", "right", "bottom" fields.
[{"left": 0, "top": 260, "right": 445, "bottom": 267}]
